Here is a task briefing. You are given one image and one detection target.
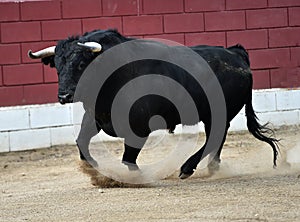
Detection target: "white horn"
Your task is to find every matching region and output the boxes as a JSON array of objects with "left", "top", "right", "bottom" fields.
[
  {"left": 28, "top": 46, "right": 56, "bottom": 59},
  {"left": 77, "top": 42, "right": 102, "bottom": 52}
]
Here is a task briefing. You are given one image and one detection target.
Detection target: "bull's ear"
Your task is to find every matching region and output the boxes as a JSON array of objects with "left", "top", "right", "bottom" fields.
[{"left": 42, "top": 56, "right": 55, "bottom": 68}]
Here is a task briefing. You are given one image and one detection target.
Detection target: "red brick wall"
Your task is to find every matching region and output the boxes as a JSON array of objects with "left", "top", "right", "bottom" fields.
[{"left": 0, "top": 0, "right": 299, "bottom": 106}]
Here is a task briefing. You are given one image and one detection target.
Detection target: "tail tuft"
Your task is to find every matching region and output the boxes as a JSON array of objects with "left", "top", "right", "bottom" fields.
[{"left": 245, "top": 101, "right": 280, "bottom": 167}]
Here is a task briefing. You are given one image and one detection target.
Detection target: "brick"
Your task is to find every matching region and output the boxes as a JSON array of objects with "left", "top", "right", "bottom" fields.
[
  {"left": 269, "top": 0, "right": 300, "bottom": 7},
  {"left": 252, "top": 90, "right": 276, "bottom": 112},
  {"left": 145, "top": 34, "right": 185, "bottom": 45},
  {"left": 10, "top": 128, "right": 51, "bottom": 151},
  {"left": 42, "top": 20, "right": 82, "bottom": 41},
  {"left": 23, "top": 83, "right": 58, "bottom": 105},
  {"left": 0, "top": 86, "right": 24, "bottom": 107},
  {"left": 185, "top": 0, "right": 225, "bottom": 12},
  {"left": 205, "top": 11, "right": 245, "bottom": 31},
  {"left": 123, "top": 15, "right": 163, "bottom": 35},
  {"left": 164, "top": 13, "right": 204, "bottom": 33},
  {"left": 229, "top": 112, "right": 247, "bottom": 131},
  {"left": 246, "top": 8, "right": 288, "bottom": 29},
  {"left": 0, "top": 132, "right": 9, "bottom": 152},
  {"left": 291, "top": 47, "right": 300, "bottom": 66},
  {"left": 71, "top": 102, "right": 85, "bottom": 125},
  {"left": 129, "top": 35, "right": 144, "bottom": 39},
  {"left": 51, "top": 126, "right": 76, "bottom": 146},
  {"left": 0, "top": 2, "right": 20, "bottom": 22},
  {"left": 249, "top": 48, "right": 290, "bottom": 69},
  {"left": 276, "top": 90, "right": 300, "bottom": 111},
  {"left": 44, "top": 65, "right": 58, "bottom": 83},
  {"left": 271, "top": 68, "right": 300, "bottom": 88},
  {"left": 21, "top": 1, "right": 61, "bottom": 21},
  {"left": 30, "top": 104, "right": 72, "bottom": 128},
  {"left": 227, "top": 30, "right": 268, "bottom": 49},
  {"left": 252, "top": 70, "right": 270, "bottom": 89},
  {"left": 0, "top": 108, "right": 29, "bottom": 131},
  {"left": 102, "top": 0, "right": 138, "bottom": 16},
  {"left": 0, "top": 67, "right": 2, "bottom": 86},
  {"left": 82, "top": 17, "right": 123, "bottom": 33},
  {"left": 3, "top": 64, "right": 43, "bottom": 86},
  {"left": 226, "top": 0, "right": 267, "bottom": 10},
  {"left": 62, "top": 0, "right": 101, "bottom": 19},
  {"left": 258, "top": 110, "right": 299, "bottom": 127},
  {"left": 269, "top": 28, "right": 300, "bottom": 48},
  {"left": 143, "top": 0, "right": 183, "bottom": 14},
  {"left": 1, "top": 22, "right": 41, "bottom": 43},
  {"left": 185, "top": 32, "right": 226, "bottom": 46},
  {"left": 289, "top": 7, "right": 300, "bottom": 26},
  {"left": 21, "top": 41, "right": 57, "bottom": 64},
  {"left": 0, "top": 44, "right": 21, "bottom": 65}
]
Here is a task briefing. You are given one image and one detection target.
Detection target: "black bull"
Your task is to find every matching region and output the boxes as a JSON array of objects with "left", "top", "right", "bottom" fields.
[{"left": 28, "top": 29, "right": 279, "bottom": 179}]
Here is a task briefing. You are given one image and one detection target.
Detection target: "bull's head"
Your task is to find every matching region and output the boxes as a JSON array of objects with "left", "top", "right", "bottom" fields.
[{"left": 28, "top": 39, "right": 102, "bottom": 104}]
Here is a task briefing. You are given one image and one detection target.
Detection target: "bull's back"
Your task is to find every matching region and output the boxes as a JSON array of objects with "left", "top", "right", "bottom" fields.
[
  {"left": 95, "top": 44, "right": 253, "bottom": 135},
  {"left": 191, "top": 45, "right": 253, "bottom": 121}
]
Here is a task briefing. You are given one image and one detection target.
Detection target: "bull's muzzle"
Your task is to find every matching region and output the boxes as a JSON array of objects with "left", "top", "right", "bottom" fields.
[{"left": 58, "top": 93, "right": 73, "bottom": 104}]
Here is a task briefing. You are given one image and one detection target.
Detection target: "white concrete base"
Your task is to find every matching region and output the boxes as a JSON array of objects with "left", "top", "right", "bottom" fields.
[{"left": 0, "top": 88, "right": 300, "bottom": 152}]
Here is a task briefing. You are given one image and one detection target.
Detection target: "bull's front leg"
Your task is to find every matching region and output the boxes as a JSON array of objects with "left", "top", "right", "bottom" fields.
[
  {"left": 122, "top": 137, "right": 147, "bottom": 171},
  {"left": 76, "top": 111, "right": 100, "bottom": 167}
]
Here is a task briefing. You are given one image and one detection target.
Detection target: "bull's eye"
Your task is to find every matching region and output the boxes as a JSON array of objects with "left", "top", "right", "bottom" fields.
[{"left": 78, "top": 61, "right": 86, "bottom": 71}]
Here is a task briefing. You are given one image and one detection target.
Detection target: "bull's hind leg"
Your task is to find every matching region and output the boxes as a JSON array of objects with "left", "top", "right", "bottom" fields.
[
  {"left": 179, "top": 122, "right": 229, "bottom": 179},
  {"left": 76, "top": 111, "right": 100, "bottom": 166},
  {"left": 207, "top": 124, "right": 230, "bottom": 174}
]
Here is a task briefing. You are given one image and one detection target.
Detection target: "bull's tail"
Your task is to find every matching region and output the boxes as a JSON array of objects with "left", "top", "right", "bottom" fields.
[{"left": 245, "top": 96, "right": 279, "bottom": 167}]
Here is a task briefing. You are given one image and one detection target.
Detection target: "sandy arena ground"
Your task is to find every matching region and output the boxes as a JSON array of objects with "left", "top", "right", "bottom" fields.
[{"left": 1, "top": 126, "right": 300, "bottom": 222}]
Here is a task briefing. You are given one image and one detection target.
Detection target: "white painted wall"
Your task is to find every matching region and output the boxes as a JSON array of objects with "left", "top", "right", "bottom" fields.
[{"left": 0, "top": 88, "right": 299, "bottom": 152}]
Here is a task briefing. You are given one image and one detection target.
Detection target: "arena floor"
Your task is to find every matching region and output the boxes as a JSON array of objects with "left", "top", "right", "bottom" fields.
[{"left": 1, "top": 126, "right": 300, "bottom": 221}]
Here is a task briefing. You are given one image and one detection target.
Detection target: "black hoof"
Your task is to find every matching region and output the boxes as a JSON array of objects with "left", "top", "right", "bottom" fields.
[
  {"left": 179, "top": 167, "right": 194, "bottom": 179},
  {"left": 179, "top": 161, "right": 194, "bottom": 179},
  {"left": 122, "top": 161, "right": 140, "bottom": 171},
  {"left": 179, "top": 161, "right": 196, "bottom": 179},
  {"left": 179, "top": 172, "right": 193, "bottom": 179}
]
